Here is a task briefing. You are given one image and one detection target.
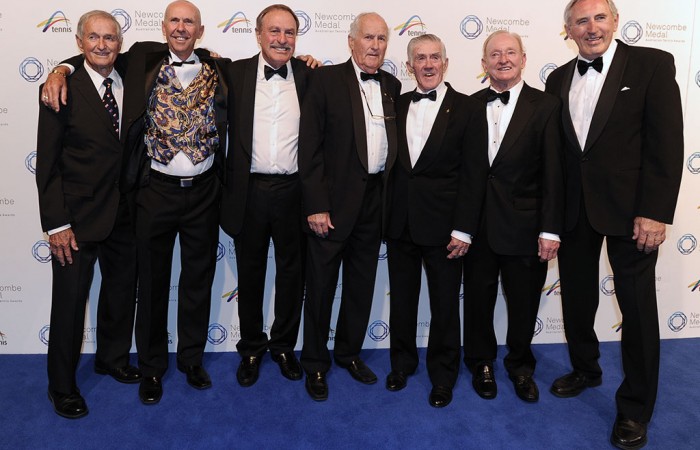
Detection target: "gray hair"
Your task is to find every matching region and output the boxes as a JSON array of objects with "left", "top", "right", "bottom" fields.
[
  {"left": 349, "top": 12, "right": 388, "bottom": 41},
  {"left": 407, "top": 34, "right": 447, "bottom": 64},
  {"left": 76, "top": 10, "right": 123, "bottom": 41},
  {"left": 564, "top": 0, "right": 618, "bottom": 24},
  {"left": 481, "top": 30, "right": 525, "bottom": 59}
]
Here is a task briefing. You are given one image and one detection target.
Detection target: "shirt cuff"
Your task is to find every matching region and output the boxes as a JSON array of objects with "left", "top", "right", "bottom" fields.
[
  {"left": 539, "top": 232, "right": 560, "bottom": 242},
  {"left": 59, "top": 64, "right": 75, "bottom": 75},
  {"left": 48, "top": 224, "right": 71, "bottom": 235},
  {"left": 451, "top": 230, "right": 472, "bottom": 244}
]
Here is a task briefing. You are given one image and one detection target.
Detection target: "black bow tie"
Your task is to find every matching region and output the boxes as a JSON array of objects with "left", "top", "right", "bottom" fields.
[
  {"left": 264, "top": 65, "right": 288, "bottom": 80},
  {"left": 486, "top": 89, "right": 510, "bottom": 105},
  {"left": 412, "top": 90, "right": 437, "bottom": 102},
  {"left": 360, "top": 71, "right": 381, "bottom": 82},
  {"left": 171, "top": 59, "right": 195, "bottom": 67},
  {"left": 577, "top": 56, "right": 603, "bottom": 75}
]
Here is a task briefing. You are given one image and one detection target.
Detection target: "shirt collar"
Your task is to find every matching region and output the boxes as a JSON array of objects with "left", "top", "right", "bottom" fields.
[
  {"left": 352, "top": 58, "right": 381, "bottom": 83},
  {"left": 169, "top": 50, "right": 200, "bottom": 65},
  {"left": 257, "top": 53, "right": 293, "bottom": 81},
  {"left": 578, "top": 39, "right": 617, "bottom": 76},
  {"left": 83, "top": 60, "right": 121, "bottom": 92}
]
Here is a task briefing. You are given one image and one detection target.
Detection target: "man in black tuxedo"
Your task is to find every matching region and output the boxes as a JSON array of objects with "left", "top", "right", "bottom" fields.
[
  {"left": 384, "top": 34, "right": 487, "bottom": 408},
  {"left": 36, "top": 10, "right": 140, "bottom": 419},
  {"left": 464, "top": 30, "right": 564, "bottom": 404},
  {"left": 298, "top": 12, "right": 401, "bottom": 401},
  {"left": 545, "top": 1, "right": 683, "bottom": 447},
  {"left": 220, "top": 4, "right": 311, "bottom": 387},
  {"left": 43, "top": 0, "right": 229, "bottom": 404}
]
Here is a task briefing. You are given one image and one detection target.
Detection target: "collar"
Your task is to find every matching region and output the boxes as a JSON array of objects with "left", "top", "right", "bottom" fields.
[
  {"left": 577, "top": 39, "right": 617, "bottom": 76},
  {"left": 83, "top": 61, "right": 121, "bottom": 92},
  {"left": 257, "top": 53, "right": 293, "bottom": 81},
  {"left": 352, "top": 58, "right": 381, "bottom": 83},
  {"left": 169, "top": 50, "right": 200, "bottom": 65}
]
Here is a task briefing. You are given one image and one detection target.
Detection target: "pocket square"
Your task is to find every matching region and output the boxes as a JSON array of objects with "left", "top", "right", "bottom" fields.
[{"left": 621, "top": 86, "right": 631, "bottom": 91}]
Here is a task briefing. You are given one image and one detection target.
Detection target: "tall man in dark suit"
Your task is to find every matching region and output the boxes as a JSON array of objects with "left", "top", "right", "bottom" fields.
[
  {"left": 298, "top": 12, "right": 401, "bottom": 401},
  {"left": 43, "top": 0, "right": 230, "bottom": 404},
  {"left": 545, "top": 1, "right": 683, "bottom": 447},
  {"left": 464, "top": 30, "right": 564, "bottom": 404},
  {"left": 384, "top": 34, "right": 487, "bottom": 408},
  {"left": 220, "top": 4, "right": 310, "bottom": 387},
  {"left": 36, "top": 10, "right": 140, "bottom": 419}
]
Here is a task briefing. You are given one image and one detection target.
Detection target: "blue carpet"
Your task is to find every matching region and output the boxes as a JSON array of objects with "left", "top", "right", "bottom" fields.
[{"left": 1, "top": 339, "right": 698, "bottom": 449}]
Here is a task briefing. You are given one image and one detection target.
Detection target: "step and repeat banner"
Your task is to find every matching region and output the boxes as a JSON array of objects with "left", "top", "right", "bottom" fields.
[{"left": 1, "top": 0, "right": 698, "bottom": 354}]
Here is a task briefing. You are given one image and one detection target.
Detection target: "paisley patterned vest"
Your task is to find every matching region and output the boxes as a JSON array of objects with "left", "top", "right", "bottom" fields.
[{"left": 144, "top": 63, "right": 219, "bottom": 165}]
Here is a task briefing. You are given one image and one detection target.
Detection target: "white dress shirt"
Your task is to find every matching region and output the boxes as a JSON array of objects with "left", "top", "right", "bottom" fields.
[
  {"left": 251, "top": 56, "right": 300, "bottom": 174},
  {"left": 351, "top": 59, "right": 388, "bottom": 174}
]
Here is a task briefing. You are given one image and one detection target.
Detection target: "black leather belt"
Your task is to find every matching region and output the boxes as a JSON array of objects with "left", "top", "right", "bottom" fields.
[{"left": 150, "top": 168, "right": 214, "bottom": 187}]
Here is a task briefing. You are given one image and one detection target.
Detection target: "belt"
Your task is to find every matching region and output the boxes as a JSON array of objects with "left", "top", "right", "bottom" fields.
[
  {"left": 149, "top": 168, "right": 215, "bottom": 187},
  {"left": 250, "top": 172, "right": 298, "bottom": 181}
]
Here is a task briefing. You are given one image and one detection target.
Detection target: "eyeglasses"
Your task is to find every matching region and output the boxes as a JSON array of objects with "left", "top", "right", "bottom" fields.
[{"left": 359, "top": 84, "right": 395, "bottom": 121}]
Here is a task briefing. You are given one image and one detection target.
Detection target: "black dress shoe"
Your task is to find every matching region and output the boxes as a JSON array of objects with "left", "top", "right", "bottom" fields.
[
  {"left": 386, "top": 370, "right": 408, "bottom": 391},
  {"left": 305, "top": 372, "right": 328, "bottom": 401},
  {"left": 429, "top": 385, "right": 453, "bottom": 408},
  {"left": 271, "top": 352, "right": 302, "bottom": 381},
  {"left": 139, "top": 377, "right": 163, "bottom": 405},
  {"left": 177, "top": 364, "right": 212, "bottom": 390},
  {"left": 550, "top": 371, "right": 602, "bottom": 398},
  {"left": 340, "top": 358, "right": 377, "bottom": 385},
  {"left": 94, "top": 361, "right": 142, "bottom": 384},
  {"left": 509, "top": 374, "right": 539, "bottom": 402},
  {"left": 611, "top": 415, "right": 648, "bottom": 449},
  {"left": 48, "top": 390, "right": 88, "bottom": 419},
  {"left": 236, "top": 355, "right": 261, "bottom": 387},
  {"left": 472, "top": 363, "right": 497, "bottom": 399}
]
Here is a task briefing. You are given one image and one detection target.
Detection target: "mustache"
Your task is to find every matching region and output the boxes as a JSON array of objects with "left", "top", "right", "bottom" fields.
[{"left": 271, "top": 44, "right": 292, "bottom": 51}]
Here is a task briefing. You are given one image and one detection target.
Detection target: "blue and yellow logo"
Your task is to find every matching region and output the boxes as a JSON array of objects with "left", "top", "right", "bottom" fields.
[
  {"left": 688, "top": 279, "right": 700, "bottom": 292},
  {"left": 37, "top": 11, "right": 71, "bottom": 32},
  {"left": 393, "top": 15, "right": 426, "bottom": 36},
  {"left": 218, "top": 12, "right": 252, "bottom": 33},
  {"left": 222, "top": 287, "right": 239, "bottom": 303},
  {"left": 542, "top": 279, "right": 561, "bottom": 296}
]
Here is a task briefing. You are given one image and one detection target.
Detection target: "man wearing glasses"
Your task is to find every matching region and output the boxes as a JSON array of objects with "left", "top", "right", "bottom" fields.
[{"left": 298, "top": 12, "right": 400, "bottom": 401}]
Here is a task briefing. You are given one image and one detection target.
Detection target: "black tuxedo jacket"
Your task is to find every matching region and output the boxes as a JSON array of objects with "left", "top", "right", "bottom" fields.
[
  {"left": 64, "top": 42, "right": 231, "bottom": 192},
  {"left": 298, "top": 59, "right": 401, "bottom": 241},
  {"left": 36, "top": 64, "right": 126, "bottom": 242},
  {"left": 220, "top": 54, "right": 310, "bottom": 236},
  {"left": 545, "top": 40, "right": 683, "bottom": 235},
  {"left": 386, "top": 84, "right": 487, "bottom": 246},
  {"left": 472, "top": 83, "right": 564, "bottom": 255}
]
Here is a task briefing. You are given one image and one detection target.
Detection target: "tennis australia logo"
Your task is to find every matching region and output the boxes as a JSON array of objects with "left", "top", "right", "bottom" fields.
[
  {"left": 621, "top": 20, "right": 643, "bottom": 44},
  {"left": 218, "top": 11, "right": 252, "bottom": 33},
  {"left": 460, "top": 15, "right": 483, "bottom": 40},
  {"left": 111, "top": 9, "right": 132, "bottom": 33},
  {"left": 688, "top": 279, "right": 700, "bottom": 293},
  {"left": 222, "top": 286, "right": 239, "bottom": 303},
  {"left": 612, "top": 321, "right": 622, "bottom": 333},
  {"left": 295, "top": 10, "right": 311, "bottom": 35},
  {"left": 39, "top": 325, "right": 50, "bottom": 345},
  {"left": 667, "top": 311, "right": 687, "bottom": 332},
  {"left": 207, "top": 323, "right": 227, "bottom": 345},
  {"left": 37, "top": 11, "right": 71, "bottom": 33},
  {"left": 542, "top": 279, "right": 561, "bottom": 296},
  {"left": 539, "top": 63, "right": 558, "bottom": 85},
  {"left": 677, "top": 234, "right": 697, "bottom": 255},
  {"left": 600, "top": 275, "right": 615, "bottom": 296},
  {"left": 687, "top": 152, "right": 700, "bottom": 174},
  {"left": 367, "top": 320, "right": 389, "bottom": 342},
  {"left": 19, "top": 58, "right": 44, "bottom": 82},
  {"left": 394, "top": 15, "right": 427, "bottom": 37}
]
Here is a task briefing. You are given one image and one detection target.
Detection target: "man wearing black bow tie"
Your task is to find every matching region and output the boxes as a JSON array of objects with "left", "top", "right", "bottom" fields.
[
  {"left": 220, "top": 4, "right": 313, "bottom": 388},
  {"left": 464, "top": 30, "right": 564, "bottom": 404},
  {"left": 298, "top": 12, "right": 401, "bottom": 401},
  {"left": 545, "top": 1, "right": 683, "bottom": 447},
  {"left": 384, "top": 34, "right": 487, "bottom": 408}
]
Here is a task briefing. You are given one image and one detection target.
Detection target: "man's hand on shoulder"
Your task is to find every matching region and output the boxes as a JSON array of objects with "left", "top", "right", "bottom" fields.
[
  {"left": 297, "top": 54, "right": 322, "bottom": 69},
  {"left": 41, "top": 67, "right": 70, "bottom": 112}
]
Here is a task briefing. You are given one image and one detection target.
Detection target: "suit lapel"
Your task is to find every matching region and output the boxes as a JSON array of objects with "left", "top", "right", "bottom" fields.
[
  {"left": 144, "top": 50, "right": 168, "bottom": 101},
  {"left": 343, "top": 60, "right": 369, "bottom": 171},
  {"left": 558, "top": 58, "right": 581, "bottom": 152},
  {"left": 493, "top": 83, "right": 537, "bottom": 166},
  {"left": 584, "top": 41, "right": 628, "bottom": 153},
  {"left": 412, "top": 85, "right": 455, "bottom": 173},
  {"left": 73, "top": 67, "right": 120, "bottom": 142},
  {"left": 396, "top": 93, "right": 412, "bottom": 171},
  {"left": 240, "top": 55, "right": 259, "bottom": 158},
  {"left": 290, "top": 57, "right": 307, "bottom": 101}
]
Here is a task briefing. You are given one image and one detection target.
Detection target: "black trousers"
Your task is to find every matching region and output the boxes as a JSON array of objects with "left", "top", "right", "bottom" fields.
[
  {"left": 558, "top": 200, "right": 660, "bottom": 422},
  {"left": 232, "top": 174, "right": 305, "bottom": 357},
  {"left": 301, "top": 177, "right": 382, "bottom": 374},
  {"left": 386, "top": 228, "right": 462, "bottom": 388},
  {"left": 48, "top": 196, "right": 137, "bottom": 394},
  {"left": 135, "top": 170, "right": 220, "bottom": 377},
  {"left": 462, "top": 223, "right": 546, "bottom": 377}
]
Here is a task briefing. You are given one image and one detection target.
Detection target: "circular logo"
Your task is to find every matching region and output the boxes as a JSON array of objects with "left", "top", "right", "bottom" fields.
[
  {"left": 111, "top": 9, "right": 132, "bottom": 33},
  {"left": 621, "top": 21, "right": 643, "bottom": 44},
  {"left": 378, "top": 240, "right": 388, "bottom": 261},
  {"left": 668, "top": 311, "right": 687, "bottom": 332},
  {"left": 207, "top": 323, "right": 228, "bottom": 345},
  {"left": 25, "top": 151, "right": 37, "bottom": 174},
  {"left": 533, "top": 317, "right": 543, "bottom": 336},
  {"left": 539, "top": 63, "right": 558, "bottom": 85},
  {"left": 599, "top": 275, "right": 615, "bottom": 296},
  {"left": 687, "top": 152, "right": 700, "bottom": 174},
  {"left": 677, "top": 234, "right": 697, "bottom": 255},
  {"left": 696, "top": 70, "right": 700, "bottom": 88},
  {"left": 19, "top": 57, "right": 44, "bottom": 82},
  {"left": 216, "top": 242, "right": 225, "bottom": 261},
  {"left": 32, "top": 241, "right": 51, "bottom": 263},
  {"left": 460, "top": 15, "right": 483, "bottom": 40},
  {"left": 381, "top": 60, "right": 397, "bottom": 77},
  {"left": 295, "top": 10, "right": 311, "bottom": 35},
  {"left": 39, "top": 325, "right": 50, "bottom": 345},
  {"left": 367, "top": 320, "right": 390, "bottom": 341}
]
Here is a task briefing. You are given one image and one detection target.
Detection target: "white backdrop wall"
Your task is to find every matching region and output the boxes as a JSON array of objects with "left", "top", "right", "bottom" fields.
[{"left": 1, "top": 0, "right": 698, "bottom": 354}]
